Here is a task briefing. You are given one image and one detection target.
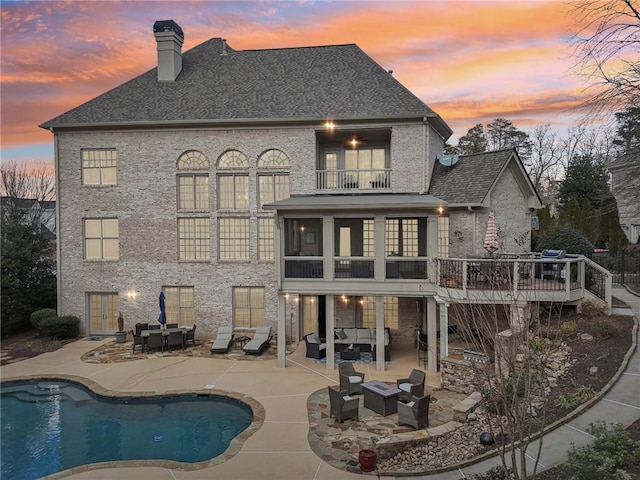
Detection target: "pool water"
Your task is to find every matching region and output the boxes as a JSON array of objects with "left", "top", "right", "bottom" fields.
[{"left": 1, "top": 380, "right": 253, "bottom": 480}]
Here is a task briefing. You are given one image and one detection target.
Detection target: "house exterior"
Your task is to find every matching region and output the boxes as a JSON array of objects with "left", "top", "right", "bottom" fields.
[
  {"left": 609, "top": 150, "right": 640, "bottom": 244},
  {"left": 41, "top": 20, "right": 542, "bottom": 372}
]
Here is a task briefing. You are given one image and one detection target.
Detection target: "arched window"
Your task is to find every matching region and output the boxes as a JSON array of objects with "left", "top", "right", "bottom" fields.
[
  {"left": 257, "top": 149, "right": 290, "bottom": 209},
  {"left": 176, "top": 150, "right": 209, "bottom": 211},
  {"left": 257, "top": 149, "right": 290, "bottom": 169},
  {"left": 217, "top": 150, "right": 249, "bottom": 209},
  {"left": 177, "top": 150, "right": 209, "bottom": 169}
]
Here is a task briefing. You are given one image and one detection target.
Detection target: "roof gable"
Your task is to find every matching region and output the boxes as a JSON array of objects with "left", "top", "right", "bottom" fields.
[
  {"left": 41, "top": 38, "right": 447, "bottom": 132},
  {"left": 428, "top": 148, "right": 540, "bottom": 207}
]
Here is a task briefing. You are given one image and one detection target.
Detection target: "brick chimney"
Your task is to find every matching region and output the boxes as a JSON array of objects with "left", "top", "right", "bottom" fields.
[{"left": 153, "top": 20, "right": 184, "bottom": 82}]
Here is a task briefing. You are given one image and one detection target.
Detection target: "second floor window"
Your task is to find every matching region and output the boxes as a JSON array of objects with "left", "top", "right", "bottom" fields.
[
  {"left": 84, "top": 218, "right": 119, "bottom": 260},
  {"left": 258, "top": 149, "right": 290, "bottom": 208},
  {"left": 258, "top": 217, "right": 274, "bottom": 261},
  {"left": 217, "top": 150, "right": 249, "bottom": 209},
  {"left": 385, "top": 218, "right": 427, "bottom": 256},
  {"left": 82, "top": 149, "right": 117, "bottom": 186},
  {"left": 219, "top": 217, "right": 249, "bottom": 260},
  {"left": 178, "top": 218, "right": 210, "bottom": 260}
]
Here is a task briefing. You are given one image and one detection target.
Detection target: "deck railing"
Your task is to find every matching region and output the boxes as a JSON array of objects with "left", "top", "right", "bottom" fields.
[{"left": 437, "top": 254, "right": 612, "bottom": 311}]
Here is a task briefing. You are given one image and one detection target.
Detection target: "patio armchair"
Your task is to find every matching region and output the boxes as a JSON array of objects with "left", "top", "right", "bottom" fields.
[
  {"left": 396, "top": 368, "right": 426, "bottom": 402},
  {"left": 130, "top": 330, "right": 145, "bottom": 353},
  {"left": 397, "top": 394, "right": 430, "bottom": 429},
  {"left": 328, "top": 386, "right": 359, "bottom": 422},
  {"left": 166, "top": 330, "right": 184, "bottom": 351},
  {"left": 338, "top": 362, "right": 365, "bottom": 395},
  {"left": 243, "top": 326, "right": 273, "bottom": 354},
  {"left": 184, "top": 324, "right": 197, "bottom": 347},
  {"left": 210, "top": 326, "right": 234, "bottom": 353},
  {"left": 146, "top": 331, "right": 164, "bottom": 352},
  {"left": 304, "top": 333, "right": 326, "bottom": 359}
]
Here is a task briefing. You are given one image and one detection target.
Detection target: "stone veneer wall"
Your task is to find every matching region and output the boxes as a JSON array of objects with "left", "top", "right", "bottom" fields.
[{"left": 440, "top": 356, "right": 490, "bottom": 394}]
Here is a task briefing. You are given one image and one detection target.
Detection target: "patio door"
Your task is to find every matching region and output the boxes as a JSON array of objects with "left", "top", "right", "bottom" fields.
[
  {"left": 88, "top": 293, "right": 119, "bottom": 335},
  {"left": 300, "top": 296, "right": 318, "bottom": 337}
]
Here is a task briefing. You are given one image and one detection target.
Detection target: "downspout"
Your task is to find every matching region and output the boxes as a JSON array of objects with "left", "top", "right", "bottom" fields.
[
  {"left": 469, "top": 206, "right": 476, "bottom": 255},
  {"left": 421, "top": 117, "right": 428, "bottom": 194},
  {"left": 51, "top": 129, "right": 62, "bottom": 316}
]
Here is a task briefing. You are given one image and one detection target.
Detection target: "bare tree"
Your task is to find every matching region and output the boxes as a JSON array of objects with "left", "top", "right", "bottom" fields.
[
  {"left": 569, "top": 0, "right": 640, "bottom": 113},
  {"left": 0, "top": 160, "right": 54, "bottom": 222},
  {"left": 527, "top": 124, "right": 565, "bottom": 203},
  {"left": 441, "top": 265, "right": 562, "bottom": 480}
]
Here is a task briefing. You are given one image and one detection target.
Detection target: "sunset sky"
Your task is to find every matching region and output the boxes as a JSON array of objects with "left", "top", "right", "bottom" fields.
[{"left": 0, "top": 0, "right": 614, "bottom": 165}]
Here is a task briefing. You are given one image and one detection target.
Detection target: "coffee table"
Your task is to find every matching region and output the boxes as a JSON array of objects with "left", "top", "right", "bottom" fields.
[
  {"left": 340, "top": 346, "right": 360, "bottom": 361},
  {"left": 361, "top": 380, "right": 402, "bottom": 416}
]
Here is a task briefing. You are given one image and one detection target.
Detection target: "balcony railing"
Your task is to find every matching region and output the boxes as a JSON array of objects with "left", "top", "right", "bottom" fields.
[
  {"left": 316, "top": 169, "right": 391, "bottom": 191},
  {"left": 334, "top": 259, "right": 374, "bottom": 279},
  {"left": 284, "top": 258, "right": 323, "bottom": 278},
  {"left": 386, "top": 258, "right": 428, "bottom": 279}
]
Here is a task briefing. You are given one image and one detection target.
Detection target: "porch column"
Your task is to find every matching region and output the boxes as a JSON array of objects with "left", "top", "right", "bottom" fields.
[
  {"left": 375, "top": 296, "right": 385, "bottom": 371},
  {"left": 323, "top": 217, "right": 334, "bottom": 281},
  {"left": 277, "top": 293, "right": 286, "bottom": 368},
  {"left": 438, "top": 298, "right": 450, "bottom": 359},
  {"left": 374, "top": 217, "right": 385, "bottom": 280},
  {"left": 427, "top": 216, "right": 438, "bottom": 281},
  {"left": 326, "top": 294, "right": 335, "bottom": 371},
  {"left": 426, "top": 297, "right": 438, "bottom": 373}
]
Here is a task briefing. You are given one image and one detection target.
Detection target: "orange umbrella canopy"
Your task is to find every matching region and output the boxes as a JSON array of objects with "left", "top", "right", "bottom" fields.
[{"left": 483, "top": 211, "right": 499, "bottom": 254}]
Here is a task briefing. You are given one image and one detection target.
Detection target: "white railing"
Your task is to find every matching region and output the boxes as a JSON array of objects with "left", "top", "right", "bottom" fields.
[{"left": 315, "top": 169, "right": 391, "bottom": 191}]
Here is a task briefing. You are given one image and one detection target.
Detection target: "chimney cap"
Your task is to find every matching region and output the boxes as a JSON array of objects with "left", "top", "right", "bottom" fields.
[{"left": 153, "top": 20, "right": 184, "bottom": 39}]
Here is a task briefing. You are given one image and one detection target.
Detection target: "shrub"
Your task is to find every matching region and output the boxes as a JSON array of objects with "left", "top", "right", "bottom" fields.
[
  {"left": 536, "top": 227, "right": 594, "bottom": 256},
  {"left": 590, "top": 317, "right": 618, "bottom": 337},
  {"left": 29, "top": 308, "right": 58, "bottom": 330},
  {"left": 555, "top": 385, "right": 595, "bottom": 409},
  {"left": 559, "top": 320, "right": 578, "bottom": 339},
  {"left": 567, "top": 422, "right": 640, "bottom": 480},
  {"left": 39, "top": 315, "right": 80, "bottom": 340}
]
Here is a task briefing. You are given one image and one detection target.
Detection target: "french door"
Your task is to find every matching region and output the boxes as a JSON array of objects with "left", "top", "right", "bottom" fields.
[{"left": 88, "top": 293, "right": 119, "bottom": 335}]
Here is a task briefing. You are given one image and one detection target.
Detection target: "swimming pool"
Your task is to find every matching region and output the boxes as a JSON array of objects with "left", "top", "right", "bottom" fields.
[{"left": 1, "top": 379, "right": 255, "bottom": 480}]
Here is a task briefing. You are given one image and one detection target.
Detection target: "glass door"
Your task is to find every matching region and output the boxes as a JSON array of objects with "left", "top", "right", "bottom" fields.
[
  {"left": 88, "top": 293, "right": 119, "bottom": 335},
  {"left": 301, "top": 295, "right": 318, "bottom": 337}
]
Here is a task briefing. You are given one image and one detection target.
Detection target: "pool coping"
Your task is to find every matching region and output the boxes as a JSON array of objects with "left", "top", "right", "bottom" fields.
[{"left": 0, "top": 374, "right": 266, "bottom": 479}]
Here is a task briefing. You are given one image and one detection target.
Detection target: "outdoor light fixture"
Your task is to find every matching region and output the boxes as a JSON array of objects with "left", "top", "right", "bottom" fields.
[
  {"left": 126, "top": 290, "right": 138, "bottom": 300},
  {"left": 438, "top": 206, "right": 444, "bottom": 215},
  {"left": 350, "top": 136, "right": 359, "bottom": 148},
  {"left": 324, "top": 121, "right": 335, "bottom": 131}
]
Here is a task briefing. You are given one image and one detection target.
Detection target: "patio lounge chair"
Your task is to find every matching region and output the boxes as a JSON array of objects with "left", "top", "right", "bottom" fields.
[
  {"left": 210, "top": 326, "right": 234, "bottom": 353},
  {"left": 328, "top": 386, "right": 359, "bottom": 422},
  {"left": 397, "top": 394, "right": 430, "bottom": 429},
  {"left": 339, "top": 362, "right": 365, "bottom": 395},
  {"left": 243, "top": 326, "right": 272, "bottom": 354},
  {"left": 396, "top": 368, "right": 426, "bottom": 402}
]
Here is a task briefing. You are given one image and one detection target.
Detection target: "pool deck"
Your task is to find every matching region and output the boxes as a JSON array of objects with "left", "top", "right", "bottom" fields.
[{"left": 1, "top": 286, "right": 638, "bottom": 480}]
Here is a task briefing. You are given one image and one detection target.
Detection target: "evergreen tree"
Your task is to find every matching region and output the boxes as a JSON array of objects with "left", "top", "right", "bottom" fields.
[{"left": 457, "top": 124, "right": 487, "bottom": 154}]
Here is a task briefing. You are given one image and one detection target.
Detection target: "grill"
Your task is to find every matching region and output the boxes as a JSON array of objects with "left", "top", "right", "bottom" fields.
[{"left": 537, "top": 249, "right": 567, "bottom": 280}]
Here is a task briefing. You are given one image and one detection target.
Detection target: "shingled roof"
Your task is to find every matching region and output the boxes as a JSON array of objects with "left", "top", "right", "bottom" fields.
[
  {"left": 428, "top": 149, "right": 516, "bottom": 205},
  {"left": 40, "top": 37, "right": 450, "bottom": 137}
]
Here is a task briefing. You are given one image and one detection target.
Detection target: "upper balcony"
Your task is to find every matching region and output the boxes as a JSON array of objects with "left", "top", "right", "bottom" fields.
[{"left": 316, "top": 128, "right": 391, "bottom": 193}]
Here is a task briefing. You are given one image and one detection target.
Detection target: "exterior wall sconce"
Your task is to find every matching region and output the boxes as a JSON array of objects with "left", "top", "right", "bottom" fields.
[
  {"left": 438, "top": 206, "right": 444, "bottom": 215},
  {"left": 324, "top": 121, "right": 335, "bottom": 131},
  {"left": 126, "top": 290, "right": 138, "bottom": 300}
]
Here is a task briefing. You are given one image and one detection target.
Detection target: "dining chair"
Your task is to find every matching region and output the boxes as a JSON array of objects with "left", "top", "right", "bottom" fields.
[
  {"left": 146, "top": 331, "right": 164, "bottom": 352},
  {"left": 167, "top": 330, "right": 184, "bottom": 351}
]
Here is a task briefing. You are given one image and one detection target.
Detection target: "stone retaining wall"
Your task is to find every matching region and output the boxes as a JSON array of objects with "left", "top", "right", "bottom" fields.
[{"left": 440, "top": 356, "right": 490, "bottom": 394}]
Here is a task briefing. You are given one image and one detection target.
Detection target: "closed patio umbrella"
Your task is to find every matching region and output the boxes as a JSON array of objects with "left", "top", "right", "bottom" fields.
[
  {"left": 158, "top": 292, "right": 167, "bottom": 328},
  {"left": 483, "top": 210, "right": 500, "bottom": 256}
]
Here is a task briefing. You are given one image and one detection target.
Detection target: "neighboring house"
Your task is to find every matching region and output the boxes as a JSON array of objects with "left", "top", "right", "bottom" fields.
[
  {"left": 1, "top": 196, "right": 56, "bottom": 244},
  {"left": 41, "top": 20, "right": 554, "bottom": 373},
  {"left": 609, "top": 150, "right": 640, "bottom": 244}
]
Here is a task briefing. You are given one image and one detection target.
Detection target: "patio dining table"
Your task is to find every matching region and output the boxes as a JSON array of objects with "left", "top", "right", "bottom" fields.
[{"left": 140, "top": 327, "right": 192, "bottom": 351}]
